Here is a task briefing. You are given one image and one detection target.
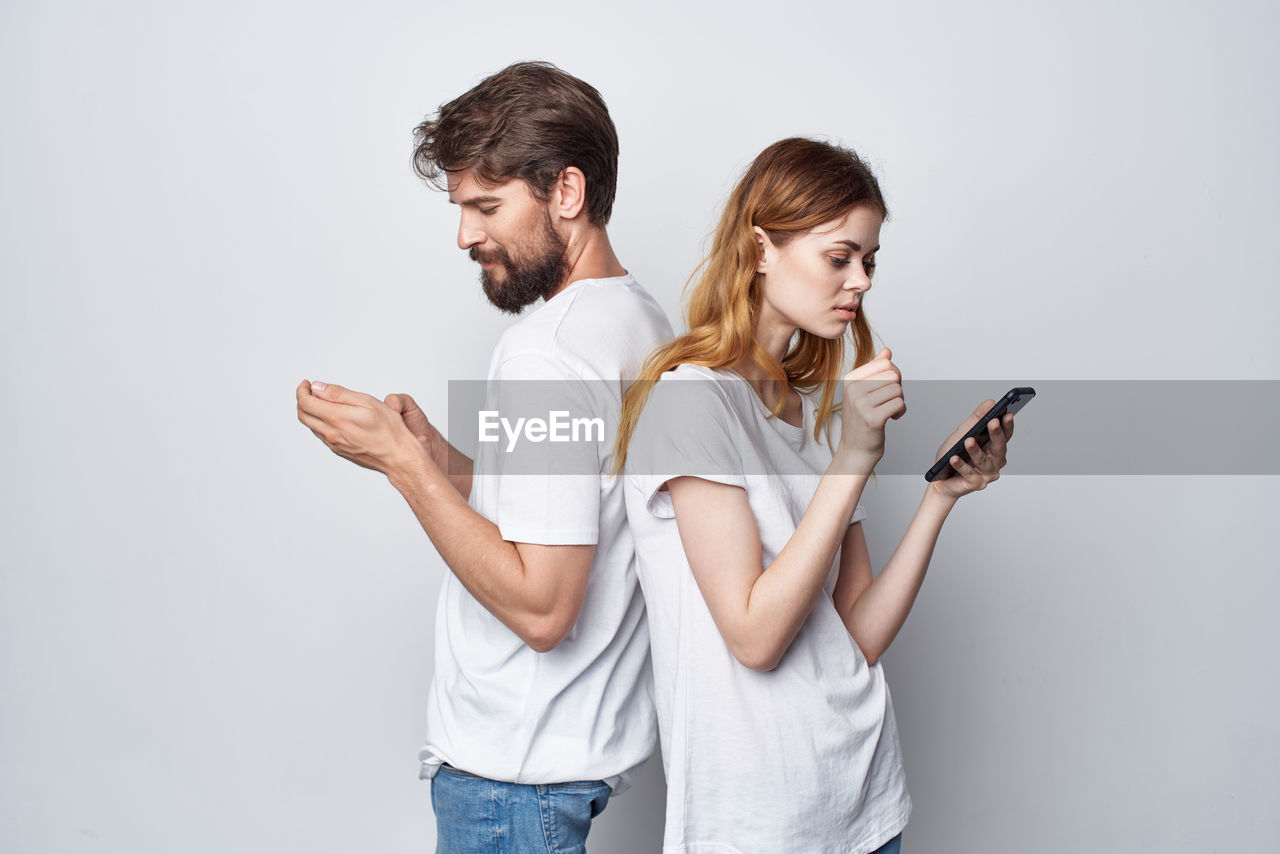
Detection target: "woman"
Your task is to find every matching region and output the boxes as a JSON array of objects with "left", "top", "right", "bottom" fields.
[{"left": 615, "top": 138, "right": 1015, "bottom": 853}]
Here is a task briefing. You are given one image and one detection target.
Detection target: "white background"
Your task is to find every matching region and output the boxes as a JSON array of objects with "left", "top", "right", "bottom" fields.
[{"left": 3, "top": 1, "right": 1278, "bottom": 851}]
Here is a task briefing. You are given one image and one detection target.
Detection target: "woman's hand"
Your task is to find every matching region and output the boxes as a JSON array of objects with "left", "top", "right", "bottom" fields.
[
  {"left": 928, "top": 401, "right": 1015, "bottom": 499},
  {"left": 836, "top": 347, "right": 906, "bottom": 473}
]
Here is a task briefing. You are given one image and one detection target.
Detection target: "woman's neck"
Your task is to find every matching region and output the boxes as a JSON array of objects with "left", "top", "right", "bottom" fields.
[{"left": 728, "top": 319, "right": 801, "bottom": 421}]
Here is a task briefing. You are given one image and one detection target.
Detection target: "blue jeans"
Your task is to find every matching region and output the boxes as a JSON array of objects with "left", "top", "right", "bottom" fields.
[
  {"left": 872, "top": 833, "right": 903, "bottom": 854},
  {"left": 430, "top": 763, "right": 612, "bottom": 854}
]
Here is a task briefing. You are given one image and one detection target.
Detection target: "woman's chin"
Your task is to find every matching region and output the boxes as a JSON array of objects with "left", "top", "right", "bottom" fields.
[{"left": 801, "top": 322, "right": 850, "bottom": 341}]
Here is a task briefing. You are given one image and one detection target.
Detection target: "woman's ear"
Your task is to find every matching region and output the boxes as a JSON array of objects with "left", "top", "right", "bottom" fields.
[
  {"left": 752, "top": 226, "right": 772, "bottom": 273},
  {"left": 552, "top": 167, "right": 587, "bottom": 220}
]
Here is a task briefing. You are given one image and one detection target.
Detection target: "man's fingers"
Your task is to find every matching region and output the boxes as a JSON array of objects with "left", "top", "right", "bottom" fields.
[
  {"left": 297, "top": 389, "right": 336, "bottom": 418},
  {"left": 386, "top": 392, "right": 424, "bottom": 416},
  {"left": 311, "top": 381, "right": 376, "bottom": 406},
  {"left": 297, "top": 409, "right": 334, "bottom": 445}
]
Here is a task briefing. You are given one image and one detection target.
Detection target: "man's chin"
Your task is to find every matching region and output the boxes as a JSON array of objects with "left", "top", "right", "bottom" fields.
[{"left": 481, "top": 274, "right": 543, "bottom": 315}]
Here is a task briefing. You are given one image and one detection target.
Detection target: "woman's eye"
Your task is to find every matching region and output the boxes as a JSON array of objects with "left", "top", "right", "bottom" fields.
[
  {"left": 863, "top": 258, "right": 877, "bottom": 275},
  {"left": 829, "top": 257, "right": 851, "bottom": 268}
]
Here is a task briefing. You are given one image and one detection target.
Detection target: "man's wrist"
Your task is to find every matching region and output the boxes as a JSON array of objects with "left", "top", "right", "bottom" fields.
[{"left": 386, "top": 440, "right": 441, "bottom": 494}]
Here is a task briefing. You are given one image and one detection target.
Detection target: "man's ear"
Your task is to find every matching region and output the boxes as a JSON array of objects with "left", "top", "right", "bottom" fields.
[
  {"left": 552, "top": 167, "right": 588, "bottom": 220},
  {"left": 752, "top": 226, "right": 773, "bottom": 273}
]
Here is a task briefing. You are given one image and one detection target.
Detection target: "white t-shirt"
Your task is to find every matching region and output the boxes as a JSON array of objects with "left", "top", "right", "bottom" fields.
[
  {"left": 624, "top": 364, "right": 911, "bottom": 853},
  {"left": 419, "top": 274, "right": 671, "bottom": 794}
]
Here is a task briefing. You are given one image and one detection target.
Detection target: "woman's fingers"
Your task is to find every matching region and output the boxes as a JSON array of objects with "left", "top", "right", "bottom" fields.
[
  {"left": 949, "top": 452, "right": 989, "bottom": 488},
  {"left": 962, "top": 435, "right": 990, "bottom": 470},
  {"left": 982, "top": 415, "right": 1012, "bottom": 461}
]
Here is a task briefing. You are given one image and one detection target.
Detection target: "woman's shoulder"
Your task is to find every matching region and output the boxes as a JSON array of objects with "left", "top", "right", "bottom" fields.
[
  {"left": 631, "top": 364, "right": 750, "bottom": 444},
  {"left": 646, "top": 363, "right": 752, "bottom": 415},
  {"left": 657, "top": 362, "right": 727, "bottom": 383},
  {"left": 627, "top": 364, "right": 751, "bottom": 481}
]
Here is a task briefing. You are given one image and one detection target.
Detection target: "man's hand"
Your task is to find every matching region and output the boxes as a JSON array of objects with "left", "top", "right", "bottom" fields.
[
  {"left": 385, "top": 391, "right": 474, "bottom": 497},
  {"left": 384, "top": 392, "right": 433, "bottom": 444},
  {"left": 296, "top": 380, "right": 427, "bottom": 476}
]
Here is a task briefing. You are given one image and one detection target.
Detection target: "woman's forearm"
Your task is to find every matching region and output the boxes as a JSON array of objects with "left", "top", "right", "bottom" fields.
[
  {"left": 738, "top": 466, "right": 872, "bottom": 669},
  {"left": 844, "top": 485, "right": 957, "bottom": 664}
]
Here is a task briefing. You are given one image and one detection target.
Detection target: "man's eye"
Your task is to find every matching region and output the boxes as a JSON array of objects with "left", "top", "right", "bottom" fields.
[{"left": 479, "top": 207, "right": 498, "bottom": 216}]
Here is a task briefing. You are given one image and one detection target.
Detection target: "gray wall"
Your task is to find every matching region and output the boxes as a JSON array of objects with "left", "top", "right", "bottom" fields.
[{"left": 2, "top": 1, "right": 1277, "bottom": 851}]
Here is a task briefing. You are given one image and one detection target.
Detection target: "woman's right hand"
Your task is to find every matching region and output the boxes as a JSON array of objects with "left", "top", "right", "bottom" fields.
[{"left": 836, "top": 347, "right": 906, "bottom": 473}]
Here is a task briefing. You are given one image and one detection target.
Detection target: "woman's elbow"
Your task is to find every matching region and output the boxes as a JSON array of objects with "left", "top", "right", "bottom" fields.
[{"left": 855, "top": 637, "right": 884, "bottom": 667}]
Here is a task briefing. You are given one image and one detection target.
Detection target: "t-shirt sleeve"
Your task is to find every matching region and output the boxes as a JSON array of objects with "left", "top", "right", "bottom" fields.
[
  {"left": 624, "top": 377, "right": 746, "bottom": 520},
  {"left": 851, "top": 502, "right": 868, "bottom": 524},
  {"left": 481, "top": 352, "right": 602, "bottom": 545}
]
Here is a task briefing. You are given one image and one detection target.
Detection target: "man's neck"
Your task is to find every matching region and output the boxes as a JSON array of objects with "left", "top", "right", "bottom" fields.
[{"left": 548, "top": 227, "right": 627, "bottom": 299}]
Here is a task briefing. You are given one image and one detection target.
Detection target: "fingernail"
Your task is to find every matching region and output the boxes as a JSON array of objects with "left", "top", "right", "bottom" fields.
[{"left": 312, "top": 381, "right": 327, "bottom": 392}]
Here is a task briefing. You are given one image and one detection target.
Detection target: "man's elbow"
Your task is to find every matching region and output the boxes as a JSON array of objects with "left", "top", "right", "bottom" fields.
[
  {"left": 519, "top": 612, "right": 576, "bottom": 654},
  {"left": 728, "top": 638, "right": 783, "bottom": 673}
]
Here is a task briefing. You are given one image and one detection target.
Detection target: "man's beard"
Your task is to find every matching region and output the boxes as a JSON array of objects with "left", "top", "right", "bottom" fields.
[{"left": 471, "top": 215, "right": 569, "bottom": 315}]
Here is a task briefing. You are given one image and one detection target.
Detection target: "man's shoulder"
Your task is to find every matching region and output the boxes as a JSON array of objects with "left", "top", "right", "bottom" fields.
[
  {"left": 551, "top": 274, "right": 670, "bottom": 335},
  {"left": 495, "top": 275, "right": 672, "bottom": 379}
]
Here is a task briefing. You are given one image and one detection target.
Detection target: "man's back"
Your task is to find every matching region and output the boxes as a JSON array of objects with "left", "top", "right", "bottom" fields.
[{"left": 421, "top": 273, "right": 671, "bottom": 792}]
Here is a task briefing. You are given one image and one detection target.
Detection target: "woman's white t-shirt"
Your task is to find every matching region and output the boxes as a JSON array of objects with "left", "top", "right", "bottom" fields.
[{"left": 624, "top": 364, "right": 911, "bottom": 854}]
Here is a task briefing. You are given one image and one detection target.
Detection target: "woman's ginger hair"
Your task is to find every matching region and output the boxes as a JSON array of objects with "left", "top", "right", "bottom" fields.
[{"left": 612, "top": 137, "right": 887, "bottom": 473}]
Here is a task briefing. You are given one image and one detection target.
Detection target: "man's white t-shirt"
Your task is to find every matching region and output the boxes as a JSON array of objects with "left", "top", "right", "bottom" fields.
[
  {"left": 419, "top": 274, "right": 671, "bottom": 794},
  {"left": 624, "top": 364, "right": 912, "bottom": 853}
]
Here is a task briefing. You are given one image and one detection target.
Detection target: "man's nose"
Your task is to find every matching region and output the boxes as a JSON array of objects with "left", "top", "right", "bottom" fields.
[{"left": 457, "top": 217, "right": 484, "bottom": 251}]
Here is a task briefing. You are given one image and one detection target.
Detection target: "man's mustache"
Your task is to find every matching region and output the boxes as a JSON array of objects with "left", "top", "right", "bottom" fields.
[{"left": 469, "top": 247, "right": 506, "bottom": 265}]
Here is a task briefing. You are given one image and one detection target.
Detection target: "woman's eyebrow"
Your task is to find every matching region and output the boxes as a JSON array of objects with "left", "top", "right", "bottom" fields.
[{"left": 832, "top": 239, "right": 880, "bottom": 253}]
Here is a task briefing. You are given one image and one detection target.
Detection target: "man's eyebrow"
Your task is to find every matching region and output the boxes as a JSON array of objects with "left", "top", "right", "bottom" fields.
[
  {"left": 832, "top": 239, "right": 881, "bottom": 253},
  {"left": 450, "top": 195, "right": 503, "bottom": 206}
]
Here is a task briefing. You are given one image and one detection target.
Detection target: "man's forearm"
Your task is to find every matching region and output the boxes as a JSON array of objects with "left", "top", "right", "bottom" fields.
[
  {"left": 386, "top": 448, "right": 547, "bottom": 641},
  {"left": 425, "top": 430, "right": 474, "bottom": 500}
]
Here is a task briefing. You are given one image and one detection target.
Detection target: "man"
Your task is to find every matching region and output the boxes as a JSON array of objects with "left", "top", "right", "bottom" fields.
[{"left": 295, "top": 61, "right": 670, "bottom": 850}]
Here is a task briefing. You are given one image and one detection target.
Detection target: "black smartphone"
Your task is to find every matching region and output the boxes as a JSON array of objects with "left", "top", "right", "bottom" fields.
[{"left": 924, "top": 386, "right": 1035, "bottom": 482}]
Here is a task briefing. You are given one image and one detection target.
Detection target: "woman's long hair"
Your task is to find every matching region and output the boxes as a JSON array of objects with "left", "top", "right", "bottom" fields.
[{"left": 612, "top": 137, "right": 887, "bottom": 473}]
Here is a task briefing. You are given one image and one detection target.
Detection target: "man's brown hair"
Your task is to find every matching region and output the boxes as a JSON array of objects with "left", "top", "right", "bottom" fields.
[{"left": 412, "top": 61, "right": 620, "bottom": 226}]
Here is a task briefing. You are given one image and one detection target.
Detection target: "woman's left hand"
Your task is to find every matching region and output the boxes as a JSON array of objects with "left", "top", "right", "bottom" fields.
[{"left": 928, "top": 401, "right": 1015, "bottom": 499}]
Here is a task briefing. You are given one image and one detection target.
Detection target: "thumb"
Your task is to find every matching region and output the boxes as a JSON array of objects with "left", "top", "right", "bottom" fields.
[
  {"left": 877, "top": 347, "right": 891, "bottom": 361},
  {"left": 385, "top": 392, "right": 420, "bottom": 415},
  {"left": 310, "top": 381, "right": 350, "bottom": 402}
]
